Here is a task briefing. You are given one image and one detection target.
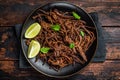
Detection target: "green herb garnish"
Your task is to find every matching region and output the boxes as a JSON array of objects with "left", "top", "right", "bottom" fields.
[
  {"left": 72, "top": 12, "right": 81, "bottom": 19},
  {"left": 51, "top": 24, "right": 61, "bottom": 31},
  {"left": 80, "top": 30, "right": 85, "bottom": 37},
  {"left": 40, "top": 47, "right": 50, "bottom": 54},
  {"left": 69, "top": 43, "right": 75, "bottom": 49}
]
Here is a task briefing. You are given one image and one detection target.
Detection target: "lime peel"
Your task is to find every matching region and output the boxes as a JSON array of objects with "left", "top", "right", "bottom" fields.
[
  {"left": 25, "top": 22, "right": 41, "bottom": 38},
  {"left": 28, "top": 40, "right": 40, "bottom": 58}
]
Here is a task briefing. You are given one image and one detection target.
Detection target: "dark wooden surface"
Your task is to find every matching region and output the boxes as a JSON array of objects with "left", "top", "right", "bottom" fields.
[{"left": 0, "top": 0, "right": 120, "bottom": 80}]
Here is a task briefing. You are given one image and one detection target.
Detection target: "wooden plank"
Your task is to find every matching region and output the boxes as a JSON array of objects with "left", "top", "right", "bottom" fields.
[
  {"left": 0, "top": 1, "right": 120, "bottom": 26},
  {"left": 103, "top": 27, "right": 120, "bottom": 43},
  {"left": 0, "top": 27, "right": 19, "bottom": 60},
  {"left": 0, "top": 60, "right": 120, "bottom": 80},
  {"left": 0, "top": 61, "right": 17, "bottom": 74},
  {"left": 79, "top": 60, "right": 120, "bottom": 80},
  {"left": 106, "top": 43, "right": 120, "bottom": 60}
]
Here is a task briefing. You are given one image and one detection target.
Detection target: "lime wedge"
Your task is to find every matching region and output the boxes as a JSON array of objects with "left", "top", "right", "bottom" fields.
[
  {"left": 28, "top": 40, "right": 40, "bottom": 58},
  {"left": 25, "top": 22, "right": 41, "bottom": 38}
]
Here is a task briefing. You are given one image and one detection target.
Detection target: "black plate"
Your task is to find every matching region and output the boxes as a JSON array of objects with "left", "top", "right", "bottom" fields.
[{"left": 21, "top": 2, "right": 98, "bottom": 78}]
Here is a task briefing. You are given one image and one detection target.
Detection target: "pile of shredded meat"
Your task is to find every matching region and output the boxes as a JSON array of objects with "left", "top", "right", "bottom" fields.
[{"left": 26, "top": 9, "right": 95, "bottom": 71}]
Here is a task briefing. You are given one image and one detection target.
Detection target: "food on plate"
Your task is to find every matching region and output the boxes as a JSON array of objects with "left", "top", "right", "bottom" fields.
[{"left": 25, "top": 9, "right": 95, "bottom": 71}]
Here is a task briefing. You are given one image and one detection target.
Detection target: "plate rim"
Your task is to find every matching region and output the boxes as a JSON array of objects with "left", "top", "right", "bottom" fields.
[{"left": 21, "top": 1, "right": 98, "bottom": 78}]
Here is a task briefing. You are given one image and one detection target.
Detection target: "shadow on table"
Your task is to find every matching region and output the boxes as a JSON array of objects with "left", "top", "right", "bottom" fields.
[
  {"left": 0, "top": 69, "right": 97, "bottom": 80},
  {"left": 66, "top": 74, "right": 97, "bottom": 80},
  {"left": 0, "top": 70, "right": 16, "bottom": 80}
]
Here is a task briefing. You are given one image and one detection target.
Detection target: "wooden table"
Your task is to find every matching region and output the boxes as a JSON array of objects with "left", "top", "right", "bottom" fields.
[{"left": 0, "top": 0, "right": 120, "bottom": 80}]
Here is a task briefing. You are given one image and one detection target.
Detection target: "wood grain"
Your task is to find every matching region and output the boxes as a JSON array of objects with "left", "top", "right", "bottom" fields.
[
  {"left": 0, "top": 27, "right": 19, "bottom": 60},
  {"left": 0, "top": 1, "right": 120, "bottom": 26},
  {"left": 106, "top": 43, "right": 120, "bottom": 60},
  {"left": 0, "top": 60, "right": 120, "bottom": 80},
  {"left": 103, "top": 27, "right": 120, "bottom": 43},
  {"left": 80, "top": 60, "right": 120, "bottom": 80}
]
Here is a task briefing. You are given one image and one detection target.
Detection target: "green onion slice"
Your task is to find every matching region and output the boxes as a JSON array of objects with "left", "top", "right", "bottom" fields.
[
  {"left": 51, "top": 24, "right": 61, "bottom": 31},
  {"left": 40, "top": 47, "right": 50, "bottom": 54},
  {"left": 72, "top": 12, "right": 81, "bottom": 19}
]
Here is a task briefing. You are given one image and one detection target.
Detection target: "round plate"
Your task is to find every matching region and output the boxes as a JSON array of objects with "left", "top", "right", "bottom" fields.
[{"left": 21, "top": 2, "right": 98, "bottom": 78}]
